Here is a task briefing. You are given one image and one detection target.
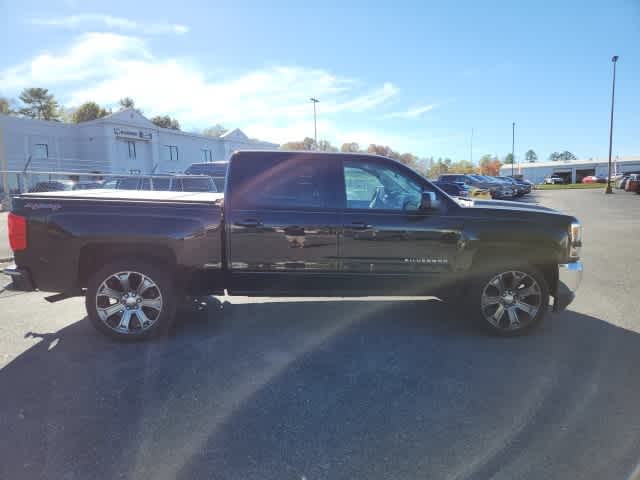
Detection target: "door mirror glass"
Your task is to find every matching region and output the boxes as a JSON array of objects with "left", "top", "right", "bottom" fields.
[{"left": 420, "top": 191, "right": 437, "bottom": 210}]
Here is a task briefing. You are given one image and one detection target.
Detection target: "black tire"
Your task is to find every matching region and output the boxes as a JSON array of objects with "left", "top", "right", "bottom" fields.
[
  {"left": 468, "top": 261, "right": 549, "bottom": 336},
  {"left": 86, "top": 259, "right": 176, "bottom": 341}
]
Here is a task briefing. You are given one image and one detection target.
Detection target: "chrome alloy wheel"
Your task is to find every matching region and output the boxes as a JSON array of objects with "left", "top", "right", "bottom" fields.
[
  {"left": 95, "top": 271, "right": 163, "bottom": 334},
  {"left": 480, "top": 270, "right": 542, "bottom": 331}
]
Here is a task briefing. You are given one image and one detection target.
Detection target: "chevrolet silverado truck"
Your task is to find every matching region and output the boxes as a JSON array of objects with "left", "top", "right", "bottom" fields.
[{"left": 4, "top": 151, "right": 583, "bottom": 340}]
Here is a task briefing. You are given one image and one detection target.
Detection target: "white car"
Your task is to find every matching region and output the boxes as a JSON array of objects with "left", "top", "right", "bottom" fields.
[{"left": 544, "top": 176, "right": 564, "bottom": 185}]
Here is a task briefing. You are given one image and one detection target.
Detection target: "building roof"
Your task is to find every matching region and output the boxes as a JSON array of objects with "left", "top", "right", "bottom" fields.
[
  {"left": 1, "top": 109, "right": 278, "bottom": 147},
  {"left": 501, "top": 156, "right": 640, "bottom": 170}
]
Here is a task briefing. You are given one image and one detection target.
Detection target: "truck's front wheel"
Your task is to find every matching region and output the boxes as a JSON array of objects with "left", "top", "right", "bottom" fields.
[
  {"left": 470, "top": 263, "right": 549, "bottom": 336},
  {"left": 86, "top": 259, "right": 176, "bottom": 340}
]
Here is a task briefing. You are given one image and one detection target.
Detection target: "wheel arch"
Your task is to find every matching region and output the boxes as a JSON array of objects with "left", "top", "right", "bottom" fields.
[
  {"left": 78, "top": 243, "right": 177, "bottom": 288},
  {"left": 471, "top": 246, "right": 558, "bottom": 293}
]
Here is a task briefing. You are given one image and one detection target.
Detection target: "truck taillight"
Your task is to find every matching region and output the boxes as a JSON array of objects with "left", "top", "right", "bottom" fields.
[{"left": 8, "top": 213, "right": 27, "bottom": 252}]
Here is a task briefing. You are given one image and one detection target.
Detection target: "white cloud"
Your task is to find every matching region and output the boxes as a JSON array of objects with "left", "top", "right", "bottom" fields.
[
  {"left": 0, "top": 33, "right": 149, "bottom": 89},
  {"left": 383, "top": 104, "right": 436, "bottom": 119},
  {"left": 0, "top": 33, "right": 406, "bottom": 148},
  {"left": 28, "top": 14, "right": 189, "bottom": 35}
]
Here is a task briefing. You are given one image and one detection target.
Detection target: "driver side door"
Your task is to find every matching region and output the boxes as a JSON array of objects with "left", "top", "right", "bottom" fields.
[{"left": 338, "top": 157, "right": 463, "bottom": 295}]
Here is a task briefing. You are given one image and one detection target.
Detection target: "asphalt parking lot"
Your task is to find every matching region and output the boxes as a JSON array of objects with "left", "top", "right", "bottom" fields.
[{"left": 0, "top": 189, "right": 639, "bottom": 480}]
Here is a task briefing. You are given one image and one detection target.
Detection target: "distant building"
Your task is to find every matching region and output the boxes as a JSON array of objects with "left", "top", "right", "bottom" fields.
[
  {"left": 0, "top": 109, "right": 278, "bottom": 177},
  {"left": 500, "top": 156, "right": 640, "bottom": 184}
]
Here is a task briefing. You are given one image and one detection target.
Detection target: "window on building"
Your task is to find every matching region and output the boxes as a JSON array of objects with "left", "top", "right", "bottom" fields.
[
  {"left": 201, "top": 149, "right": 213, "bottom": 162},
  {"left": 162, "top": 145, "right": 179, "bottom": 162},
  {"left": 127, "top": 141, "right": 136, "bottom": 160},
  {"left": 33, "top": 144, "right": 48, "bottom": 158}
]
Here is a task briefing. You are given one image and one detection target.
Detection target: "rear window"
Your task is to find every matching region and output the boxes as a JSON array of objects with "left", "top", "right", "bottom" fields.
[
  {"left": 229, "top": 154, "right": 329, "bottom": 209},
  {"left": 438, "top": 175, "right": 464, "bottom": 183},
  {"left": 185, "top": 163, "right": 228, "bottom": 176},
  {"left": 181, "top": 177, "right": 216, "bottom": 192}
]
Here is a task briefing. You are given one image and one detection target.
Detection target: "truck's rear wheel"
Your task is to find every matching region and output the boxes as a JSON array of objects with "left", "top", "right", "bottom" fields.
[
  {"left": 86, "top": 259, "right": 176, "bottom": 340},
  {"left": 470, "top": 263, "right": 549, "bottom": 336}
]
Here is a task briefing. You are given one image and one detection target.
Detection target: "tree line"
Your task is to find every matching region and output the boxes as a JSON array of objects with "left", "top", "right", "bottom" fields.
[
  {"left": 280, "top": 138, "right": 509, "bottom": 177},
  {"left": 0, "top": 87, "right": 229, "bottom": 137}
]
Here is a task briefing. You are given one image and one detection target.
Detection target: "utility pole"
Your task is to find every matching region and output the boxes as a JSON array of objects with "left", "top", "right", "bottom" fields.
[
  {"left": 470, "top": 128, "right": 474, "bottom": 164},
  {"left": 605, "top": 56, "right": 619, "bottom": 194},
  {"left": 310, "top": 97, "right": 319, "bottom": 149},
  {"left": 511, "top": 122, "right": 515, "bottom": 177}
]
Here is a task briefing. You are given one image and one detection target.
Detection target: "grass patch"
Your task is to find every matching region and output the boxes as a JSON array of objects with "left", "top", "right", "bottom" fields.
[{"left": 536, "top": 183, "right": 606, "bottom": 190}]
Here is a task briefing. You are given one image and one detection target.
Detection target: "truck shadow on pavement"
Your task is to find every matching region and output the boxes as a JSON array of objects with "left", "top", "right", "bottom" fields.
[{"left": 2, "top": 300, "right": 640, "bottom": 480}]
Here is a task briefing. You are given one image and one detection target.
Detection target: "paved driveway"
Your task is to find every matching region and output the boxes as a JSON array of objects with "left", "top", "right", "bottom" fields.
[{"left": 0, "top": 189, "right": 639, "bottom": 480}]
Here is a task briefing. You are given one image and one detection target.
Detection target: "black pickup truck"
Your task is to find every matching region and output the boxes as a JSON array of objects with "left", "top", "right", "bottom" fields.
[{"left": 4, "top": 151, "right": 582, "bottom": 340}]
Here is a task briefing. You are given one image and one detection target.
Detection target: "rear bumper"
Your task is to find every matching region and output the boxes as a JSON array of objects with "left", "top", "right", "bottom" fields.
[
  {"left": 2, "top": 263, "right": 36, "bottom": 291},
  {"left": 553, "top": 261, "right": 583, "bottom": 311}
]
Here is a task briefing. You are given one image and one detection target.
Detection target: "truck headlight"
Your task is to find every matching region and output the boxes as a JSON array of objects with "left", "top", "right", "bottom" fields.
[{"left": 569, "top": 222, "right": 582, "bottom": 260}]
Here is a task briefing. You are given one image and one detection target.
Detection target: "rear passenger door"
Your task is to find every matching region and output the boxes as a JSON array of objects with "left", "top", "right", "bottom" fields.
[{"left": 225, "top": 153, "right": 341, "bottom": 295}]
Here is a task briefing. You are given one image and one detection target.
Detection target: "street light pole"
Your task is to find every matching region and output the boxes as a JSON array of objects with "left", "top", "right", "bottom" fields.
[
  {"left": 310, "top": 97, "right": 319, "bottom": 149},
  {"left": 470, "top": 128, "right": 474, "bottom": 164},
  {"left": 511, "top": 122, "right": 515, "bottom": 177},
  {"left": 605, "top": 56, "right": 619, "bottom": 194}
]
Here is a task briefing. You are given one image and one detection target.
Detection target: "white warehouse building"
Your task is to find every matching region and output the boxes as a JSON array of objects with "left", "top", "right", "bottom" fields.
[
  {"left": 0, "top": 108, "right": 278, "bottom": 180},
  {"left": 500, "top": 156, "right": 640, "bottom": 184}
]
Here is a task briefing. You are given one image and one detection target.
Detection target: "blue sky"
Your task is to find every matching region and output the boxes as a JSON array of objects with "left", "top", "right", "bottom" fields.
[{"left": 1, "top": 0, "right": 638, "bottom": 161}]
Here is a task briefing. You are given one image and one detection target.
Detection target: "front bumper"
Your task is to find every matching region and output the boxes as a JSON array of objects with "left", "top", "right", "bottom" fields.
[
  {"left": 553, "top": 261, "right": 583, "bottom": 311},
  {"left": 2, "top": 263, "right": 36, "bottom": 291}
]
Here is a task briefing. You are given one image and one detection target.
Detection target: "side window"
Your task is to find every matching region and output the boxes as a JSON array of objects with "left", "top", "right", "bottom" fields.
[
  {"left": 230, "top": 155, "right": 328, "bottom": 209},
  {"left": 170, "top": 178, "right": 183, "bottom": 191},
  {"left": 343, "top": 160, "right": 423, "bottom": 211},
  {"left": 117, "top": 178, "right": 140, "bottom": 190},
  {"left": 139, "top": 178, "right": 151, "bottom": 190},
  {"left": 151, "top": 178, "right": 171, "bottom": 191}
]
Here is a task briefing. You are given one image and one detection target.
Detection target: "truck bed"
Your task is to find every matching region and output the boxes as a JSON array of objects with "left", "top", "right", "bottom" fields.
[
  {"left": 21, "top": 189, "right": 223, "bottom": 204},
  {"left": 11, "top": 189, "right": 224, "bottom": 294}
]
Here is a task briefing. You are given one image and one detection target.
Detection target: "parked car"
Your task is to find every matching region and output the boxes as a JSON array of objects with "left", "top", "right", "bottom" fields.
[
  {"left": 581, "top": 175, "right": 606, "bottom": 184},
  {"left": 185, "top": 161, "right": 229, "bottom": 191},
  {"left": 105, "top": 175, "right": 217, "bottom": 193},
  {"left": 474, "top": 175, "right": 514, "bottom": 199},
  {"left": 433, "top": 181, "right": 469, "bottom": 197},
  {"left": 5, "top": 150, "right": 582, "bottom": 340},
  {"left": 438, "top": 174, "right": 506, "bottom": 199},
  {"left": 544, "top": 175, "right": 565, "bottom": 185},
  {"left": 615, "top": 171, "right": 640, "bottom": 189},
  {"left": 617, "top": 175, "right": 630, "bottom": 189},
  {"left": 467, "top": 186, "right": 492, "bottom": 200},
  {"left": 497, "top": 176, "right": 529, "bottom": 196},
  {"left": 625, "top": 174, "right": 640, "bottom": 192}
]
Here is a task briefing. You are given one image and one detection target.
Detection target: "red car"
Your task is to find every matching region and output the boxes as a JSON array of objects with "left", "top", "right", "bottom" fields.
[{"left": 581, "top": 175, "right": 606, "bottom": 184}]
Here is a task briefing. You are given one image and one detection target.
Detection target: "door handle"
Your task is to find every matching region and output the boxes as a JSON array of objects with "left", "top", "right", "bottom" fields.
[
  {"left": 235, "top": 218, "right": 262, "bottom": 228},
  {"left": 349, "top": 221, "right": 372, "bottom": 230}
]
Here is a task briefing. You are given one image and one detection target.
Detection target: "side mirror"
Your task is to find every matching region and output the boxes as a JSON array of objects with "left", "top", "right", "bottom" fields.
[{"left": 420, "top": 191, "right": 437, "bottom": 210}]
